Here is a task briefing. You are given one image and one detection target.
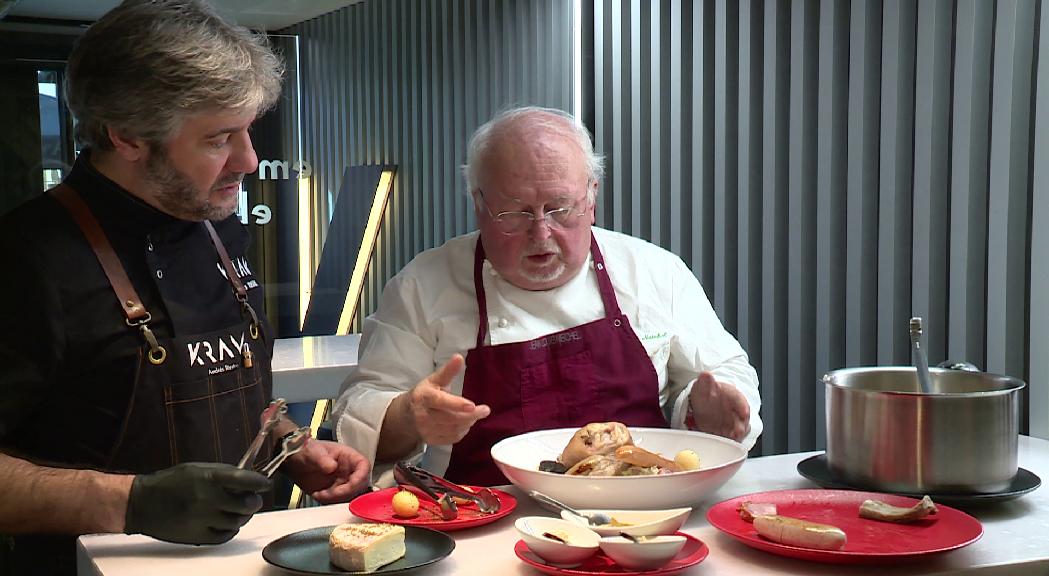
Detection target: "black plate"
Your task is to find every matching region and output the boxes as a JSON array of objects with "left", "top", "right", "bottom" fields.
[
  {"left": 797, "top": 453, "right": 1041, "bottom": 506},
  {"left": 262, "top": 525, "right": 455, "bottom": 575}
]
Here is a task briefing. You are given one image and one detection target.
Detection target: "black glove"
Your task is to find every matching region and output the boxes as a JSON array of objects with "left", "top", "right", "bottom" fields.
[{"left": 124, "top": 462, "right": 271, "bottom": 545}]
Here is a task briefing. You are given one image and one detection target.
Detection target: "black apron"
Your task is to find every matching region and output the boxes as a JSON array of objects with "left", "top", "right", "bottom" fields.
[{"left": 1, "top": 184, "right": 273, "bottom": 576}]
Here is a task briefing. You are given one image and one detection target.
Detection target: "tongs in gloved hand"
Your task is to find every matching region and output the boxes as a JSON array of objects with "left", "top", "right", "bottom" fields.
[
  {"left": 259, "top": 426, "right": 311, "bottom": 478},
  {"left": 393, "top": 462, "right": 501, "bottom": 517},
  {"left": 237, "top": 398, "right": 311, "bottom": 477},
  {"left": 238, "top": 398, "right": 287, "bottom": 469}
]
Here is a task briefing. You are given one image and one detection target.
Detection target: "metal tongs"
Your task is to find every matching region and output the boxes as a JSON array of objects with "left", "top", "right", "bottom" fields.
[
  {"left": 238, "top": 398, "right": 288, "bottom": 469},
  {"left": 394, "top": 462, "right": 502, "bottom": 517},
  {"left": 260, "top": 426, "right": 311, "bottom": 478},
  {"left": 237, "top": 398, "right": 311, "bottom": 477},
  {"left": 394, "top": 463, "right": 458, "bottom": 520}
]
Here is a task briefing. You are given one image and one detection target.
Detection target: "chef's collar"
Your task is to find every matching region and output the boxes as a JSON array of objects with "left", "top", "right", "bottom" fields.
[{"left": 63, "top": 149, "right": 197, "bottom": 241}]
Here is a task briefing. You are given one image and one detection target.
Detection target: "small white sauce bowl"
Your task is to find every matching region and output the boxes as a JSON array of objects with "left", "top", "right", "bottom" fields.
[
  {"left": 599, "top": 534, "right": 687, "bottom": 571},
  {"left": 560, "top": 507, "right": 692, "bottom": 537},
  {"left": 515, "top": 516, "right": 600, "bottom": 567}
]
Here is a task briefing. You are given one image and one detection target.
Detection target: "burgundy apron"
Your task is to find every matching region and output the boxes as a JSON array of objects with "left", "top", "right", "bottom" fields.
[{"left": 443, "top": 234, "right": 668, "bottom": 486}]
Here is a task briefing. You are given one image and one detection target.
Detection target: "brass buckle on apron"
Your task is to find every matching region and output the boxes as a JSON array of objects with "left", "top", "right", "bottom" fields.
[
  {"left": 127, "top": 313, "right": 167, "bottom": 365},
  {"left": 237, "top": 294, "right": 261, "bottom": 340}
]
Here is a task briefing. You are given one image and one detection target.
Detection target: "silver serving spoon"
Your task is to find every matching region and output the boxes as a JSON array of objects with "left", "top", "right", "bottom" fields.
[{"left": 529, "top": 490, "right": 612, "bottom": 526}]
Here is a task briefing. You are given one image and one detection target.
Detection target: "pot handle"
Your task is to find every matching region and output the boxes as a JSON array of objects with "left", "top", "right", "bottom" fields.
[{"left": 936, "top": 360, "right": 980, "bottom": 372}]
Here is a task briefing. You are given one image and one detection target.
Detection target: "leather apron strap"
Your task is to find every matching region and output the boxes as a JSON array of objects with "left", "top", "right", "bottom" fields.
[
  {"left": 203, "top": 220, "right": 248, "bottom": 299},
  {"left": 50, "top": 183, "right": 168, "bottom": 364},
  {"left": 50, "top": 183, "right": 149, "bottom": 324},
  {"left": 203, "top": 220, "right": 261, "bottom": 340}
]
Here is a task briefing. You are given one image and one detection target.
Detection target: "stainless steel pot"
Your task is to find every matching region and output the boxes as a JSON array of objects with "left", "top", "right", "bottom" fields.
[{"left": 825, "top": 366, "right": 1025, "bottom": 493}]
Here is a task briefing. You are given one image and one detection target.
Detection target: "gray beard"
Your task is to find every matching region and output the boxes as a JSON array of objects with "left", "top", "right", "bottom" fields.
[{"left": 145, "top": 152, "right": 238, "bottom": 221}]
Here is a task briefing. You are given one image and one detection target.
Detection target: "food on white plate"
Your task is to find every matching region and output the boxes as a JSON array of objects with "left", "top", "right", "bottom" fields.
[
  {"left": 538, "top": 460, "right": 569, "bottom": 474},
  {"left": 858, "top": 495, "right": 938, "bottom": 523},
  {"left": 674, "top": 449, "right": 702, "bottom": 471},
  {"left": 329, "top": 523, "right": 406, "bottom": 572},
  {"left": 390, "top": 490, "right": 419, "bottom": 518},
  {"left": 566, "top": 454, "right": 631, "bottom": 476},
  {"left": 752, "top": 515, "right": 847, "bottom": 550},
  {"left": 737, "top": 501, "right": 778, "bottom": 522},
  {"left": 614, "top": 445, "right": 678, "bottom": 470},
  {"left": 544, "top": 422, "right": 704, "bottom": 477},
  {"left": 559, "top": 422, "right": 634, "bottom": 468}
]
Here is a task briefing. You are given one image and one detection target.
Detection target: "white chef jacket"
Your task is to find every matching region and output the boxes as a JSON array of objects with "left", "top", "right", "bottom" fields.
[{"left": 333, "top": 227, "right": 762, "bottom": 485}]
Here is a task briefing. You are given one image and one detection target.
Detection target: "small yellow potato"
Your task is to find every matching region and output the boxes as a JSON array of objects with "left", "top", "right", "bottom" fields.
[
  {"left": 391, "top": 490, "right": 420, "bottom": 518},
  {"left": 674, "top": 449, "right": 701, "bottom": 471}
]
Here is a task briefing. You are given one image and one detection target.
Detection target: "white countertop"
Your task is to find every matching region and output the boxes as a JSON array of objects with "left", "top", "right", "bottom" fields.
[
  {"left": 271, "top": 334, "right": 360, "bottom": 403},
  {"left": 77, "top": 436, "right": 1049, "bottom": 576}
]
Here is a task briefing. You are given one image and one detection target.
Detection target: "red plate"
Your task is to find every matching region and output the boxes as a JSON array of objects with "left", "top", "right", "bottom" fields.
[
  {"left": 706, "top": 489, "right": 983, "bottom": 564},
  {"left": 349, "top": 486, "right": 517, "bottom": 531},
  {"left": 513, "top": 533, "right": 709, "bottom": 576}
]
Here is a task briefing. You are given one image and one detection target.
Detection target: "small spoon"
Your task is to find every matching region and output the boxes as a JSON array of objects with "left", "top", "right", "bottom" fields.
[
  {"left": 529, "top": 491, "right": 613, "bottom": 526},
  {"left": 619, "top": 531, "right": 649, "bottom": 543}
]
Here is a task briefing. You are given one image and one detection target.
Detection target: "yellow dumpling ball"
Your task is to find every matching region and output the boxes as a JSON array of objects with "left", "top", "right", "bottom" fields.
[
  {"left": 674, "top": 449, "right": 701, "bottom": 471},
  {"left": 391, "top": 490, "right": 420, "bottom": 518}
]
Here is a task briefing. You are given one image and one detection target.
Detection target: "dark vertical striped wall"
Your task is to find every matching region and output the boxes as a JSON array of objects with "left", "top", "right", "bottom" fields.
[
  {"left": 594, "top": 0, "right": 1049, "bottom": 455},
  {"left": 274, "top": 0, "right": 1048, "bottom": 455},
  {"left": 276, "top": 0, "right": 574, "bottom": 333}
]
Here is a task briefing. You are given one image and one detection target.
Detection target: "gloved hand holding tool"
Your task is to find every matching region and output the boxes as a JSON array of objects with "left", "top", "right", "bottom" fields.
[{"left": 123, "top": 462, "right": 271, "bottom": 545}]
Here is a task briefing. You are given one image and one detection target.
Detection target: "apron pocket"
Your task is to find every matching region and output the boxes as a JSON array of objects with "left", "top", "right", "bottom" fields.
[
  {"left": 519, "top": 349, "right": 602, "bottom": 429},
  {"left": 164, "top": 372, "right": 261, "bottom": 465}
]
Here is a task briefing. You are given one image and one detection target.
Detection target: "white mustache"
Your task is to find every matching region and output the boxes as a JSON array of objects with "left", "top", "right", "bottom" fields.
[{"left": 524, "top": 243, "right": 561, "bottom": 257}]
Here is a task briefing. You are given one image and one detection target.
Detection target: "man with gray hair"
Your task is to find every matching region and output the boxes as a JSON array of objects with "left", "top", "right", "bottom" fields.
[
  {"left": 333, "top": 106, "right": 761, "bottom": 487},
  {"left": 0, "top": 2, "right": 369, "bottom": 574}
]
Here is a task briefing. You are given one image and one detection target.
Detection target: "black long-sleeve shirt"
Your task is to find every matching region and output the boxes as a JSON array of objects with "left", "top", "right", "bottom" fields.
[{"left": 0, "top": 151, "right": 270, "bottom": 459}]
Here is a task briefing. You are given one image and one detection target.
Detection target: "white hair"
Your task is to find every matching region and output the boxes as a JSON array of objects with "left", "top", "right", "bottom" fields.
[{"left": 461, "top": 106, "right": 605, "bottom": 195}]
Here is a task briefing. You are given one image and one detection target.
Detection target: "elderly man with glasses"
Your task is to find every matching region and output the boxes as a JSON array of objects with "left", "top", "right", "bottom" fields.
[{"left": 333, "top": 106, "right": 762, "bottom": 486}]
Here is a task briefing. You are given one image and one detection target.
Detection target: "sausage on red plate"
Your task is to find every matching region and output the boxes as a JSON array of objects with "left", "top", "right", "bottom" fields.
[{"left": 752, "top": 514, "right": 847, "bottom": 550}]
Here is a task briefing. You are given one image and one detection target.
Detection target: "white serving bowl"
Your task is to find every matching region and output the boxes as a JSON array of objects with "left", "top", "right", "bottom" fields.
[
  {"left": 491, "top": 427, "right": 747, "bottom": 510},
  {"left": 514, "top": 516, "right": 600, "bottom": 567},
  {"left": 599, "top": 534, "right": 688, "bottom": 570},
  {"left": 559, "top": 507, "right": 691, "bottom": 537}
]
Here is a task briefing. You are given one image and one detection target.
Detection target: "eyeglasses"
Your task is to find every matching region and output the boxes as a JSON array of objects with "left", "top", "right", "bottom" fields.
[{"left": 475, "top": 188, "right": 592, "bottom": 236}]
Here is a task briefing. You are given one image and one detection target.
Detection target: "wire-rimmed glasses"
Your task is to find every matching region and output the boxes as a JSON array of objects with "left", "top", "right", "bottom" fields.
[{"left": 475, "top": 188, "right": 592, "bottom": 235}]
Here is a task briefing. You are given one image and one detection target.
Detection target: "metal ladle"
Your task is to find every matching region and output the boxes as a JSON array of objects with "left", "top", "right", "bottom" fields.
[{"left": 529, "top": 490, "right": 612, "bottom": 526}]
